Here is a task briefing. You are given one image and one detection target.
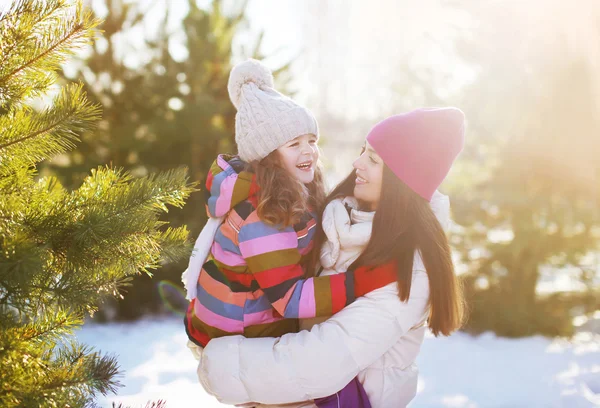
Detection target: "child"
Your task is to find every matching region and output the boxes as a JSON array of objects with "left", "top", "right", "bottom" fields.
[{"left": 182, "top": 60, "right": 395, "bottom": 407}]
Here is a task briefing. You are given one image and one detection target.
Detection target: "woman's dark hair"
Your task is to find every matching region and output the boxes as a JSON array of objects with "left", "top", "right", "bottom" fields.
[{"left": 310, "top": 166, "right": 465, "bottom": 336}]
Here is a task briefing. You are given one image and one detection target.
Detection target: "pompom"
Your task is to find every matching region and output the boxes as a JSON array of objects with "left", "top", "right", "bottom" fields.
[{"left": 227, "top": 59, "right": 274, "bottom": 109}]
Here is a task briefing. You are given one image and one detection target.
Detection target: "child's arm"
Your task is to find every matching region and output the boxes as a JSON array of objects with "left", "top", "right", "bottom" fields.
[{"left": 238, "top": 218, "right": 396, "bottom": 319}]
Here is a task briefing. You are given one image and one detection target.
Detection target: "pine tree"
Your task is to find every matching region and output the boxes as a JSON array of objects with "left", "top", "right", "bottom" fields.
[{"left": 0, "top": 1, "right": 194, "bottom": 406}]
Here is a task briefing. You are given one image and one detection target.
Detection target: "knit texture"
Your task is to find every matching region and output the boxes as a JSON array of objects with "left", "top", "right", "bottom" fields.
[
  {"left": 366, "top": 107, "right": 465, "bottom": 201},
  {"left": 319, "top": 197, "right": 374, "bottom": 273},
  {"left": 227, "top": 59, "right": 319, "bottom": 162}
]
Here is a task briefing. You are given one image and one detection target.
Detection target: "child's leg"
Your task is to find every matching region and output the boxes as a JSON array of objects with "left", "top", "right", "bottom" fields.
[{"left": 314, "top": 376, "right": 371, "bottom": 408}]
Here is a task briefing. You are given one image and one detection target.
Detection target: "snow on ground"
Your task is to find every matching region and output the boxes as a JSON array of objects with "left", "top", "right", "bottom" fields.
[{"left": 75, "top": 317, "right": 600, "bottom": 408}]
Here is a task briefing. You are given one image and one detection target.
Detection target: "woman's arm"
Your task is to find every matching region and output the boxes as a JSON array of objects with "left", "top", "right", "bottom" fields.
[{"left": 197, "top": 270, "right": 430, "bottom": 405}]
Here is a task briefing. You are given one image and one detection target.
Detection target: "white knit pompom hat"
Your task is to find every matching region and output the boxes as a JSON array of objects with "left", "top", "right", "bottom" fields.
[{"left": 227, "top": 59, "right": 319, "bottom": 162}]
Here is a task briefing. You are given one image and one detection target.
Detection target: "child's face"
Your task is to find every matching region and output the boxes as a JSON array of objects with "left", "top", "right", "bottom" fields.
[
  {"left": 352, "top": 141, "right": 383, "bottom": 210},
  {"left": 276, "top": 134, "right": 319, "bottom": 184}
]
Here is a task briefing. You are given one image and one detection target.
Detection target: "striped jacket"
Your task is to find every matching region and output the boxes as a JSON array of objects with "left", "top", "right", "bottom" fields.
[{"left": 185, "top": 155, "right": 363, "bottom": 347}]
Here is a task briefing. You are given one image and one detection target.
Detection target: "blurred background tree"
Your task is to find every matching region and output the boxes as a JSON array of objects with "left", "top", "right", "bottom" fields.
[
  {"left": 46, "top": 0, "right": 291, "bottom": 319},
  {"left": 0, "top": 0, "right": 193, "bottom": 406},
  {"left": 449, "top": 0, "right": 600, "bottom": 337}
]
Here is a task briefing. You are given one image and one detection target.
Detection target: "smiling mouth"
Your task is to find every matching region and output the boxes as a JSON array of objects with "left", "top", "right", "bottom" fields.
[
  {"left": 356, "top": 175, "right": 368, "bottom": 184},
  {"left": 297, "top": 161, "right": 312, "bottom": 170}
]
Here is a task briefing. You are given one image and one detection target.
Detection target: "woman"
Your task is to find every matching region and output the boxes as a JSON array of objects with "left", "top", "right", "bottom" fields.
[{"left": 194, "top": 107, "right": 467, "bottom": 407}]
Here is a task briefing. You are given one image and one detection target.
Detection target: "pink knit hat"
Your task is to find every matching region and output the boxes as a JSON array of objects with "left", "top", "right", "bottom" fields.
[{"left": 366, "top": 107, "right": 465, "bottom": 202}]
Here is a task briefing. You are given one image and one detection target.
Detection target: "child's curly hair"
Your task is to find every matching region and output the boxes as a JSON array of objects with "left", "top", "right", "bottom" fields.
[{"left": 249, "top": 150, "right": 326, "bottom": 228}]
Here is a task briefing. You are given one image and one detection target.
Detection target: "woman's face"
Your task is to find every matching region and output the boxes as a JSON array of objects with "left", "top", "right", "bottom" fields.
[
  {"left": 353, "top": 141, "right": 384, "bottom": 210},
  {"left": 276, "top": 134, "right": 319, "bottom": 184}
]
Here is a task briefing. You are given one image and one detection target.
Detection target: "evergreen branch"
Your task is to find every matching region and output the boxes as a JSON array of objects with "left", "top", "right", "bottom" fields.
[
  {"left": 23, "top": 342, "right": 121, "bottom": 400},
  {"left": 0, "top": 83, "right": 100, "bottom": 174},
  {"left": 71, "top": 167, "right": 195, "bottom": 224},
  {"left": 0, "top": 0, "right": 66, "bottom": 23},
  {"left": 0, "top": 1, "right": 68, "bottom": 59},
  {"left": 0, "top": 111, "right": 69, "bottom": 149},
  {"left": 0, "top": 83, "right": 99, "bottom": 151},
  {"left": 11, "top": 310, "right": 80, "bottom": 346},
  {"left": 0, "top": 7, "right": 96, "bottom": 86},
  {"left": 0, "top": 1, "right": 38, "bottom": 25},
  {"left": 155, "top": 226, "right": 192, "bottom": 264},
  {"left": 40, "top": 353, "right": 120, "bottom": 396},
  {"left": 1, "top": 26, "right": 22, "bottom": 68},
  {"left": 1, "top": 21, "right": 79, "bottom": 83},
  {"left": 0, "top": 3, "right": 100, "bottom": 107}
]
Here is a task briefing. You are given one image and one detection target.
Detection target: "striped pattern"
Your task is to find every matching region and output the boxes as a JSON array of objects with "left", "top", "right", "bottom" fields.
[{"left": 185, "top": 155, "right": 356, "bottom": 347}]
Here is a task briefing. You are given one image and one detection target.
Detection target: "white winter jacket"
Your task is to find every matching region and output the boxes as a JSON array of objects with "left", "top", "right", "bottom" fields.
[{"left": 196, "top": 191, "right": 451, "bottom": 408}]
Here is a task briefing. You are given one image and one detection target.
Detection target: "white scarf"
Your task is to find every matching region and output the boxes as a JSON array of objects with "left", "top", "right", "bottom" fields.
[{"left": 319, "top": 197, "right": 374, "bottom": 273}]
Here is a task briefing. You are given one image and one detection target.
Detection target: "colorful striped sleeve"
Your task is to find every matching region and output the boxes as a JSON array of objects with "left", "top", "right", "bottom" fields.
[
  {"left": 238, "top": 216, "right": 356, "bottom": 319},
  {"left": 205, "top": 155, "right": 256, "bottom": 218}
]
